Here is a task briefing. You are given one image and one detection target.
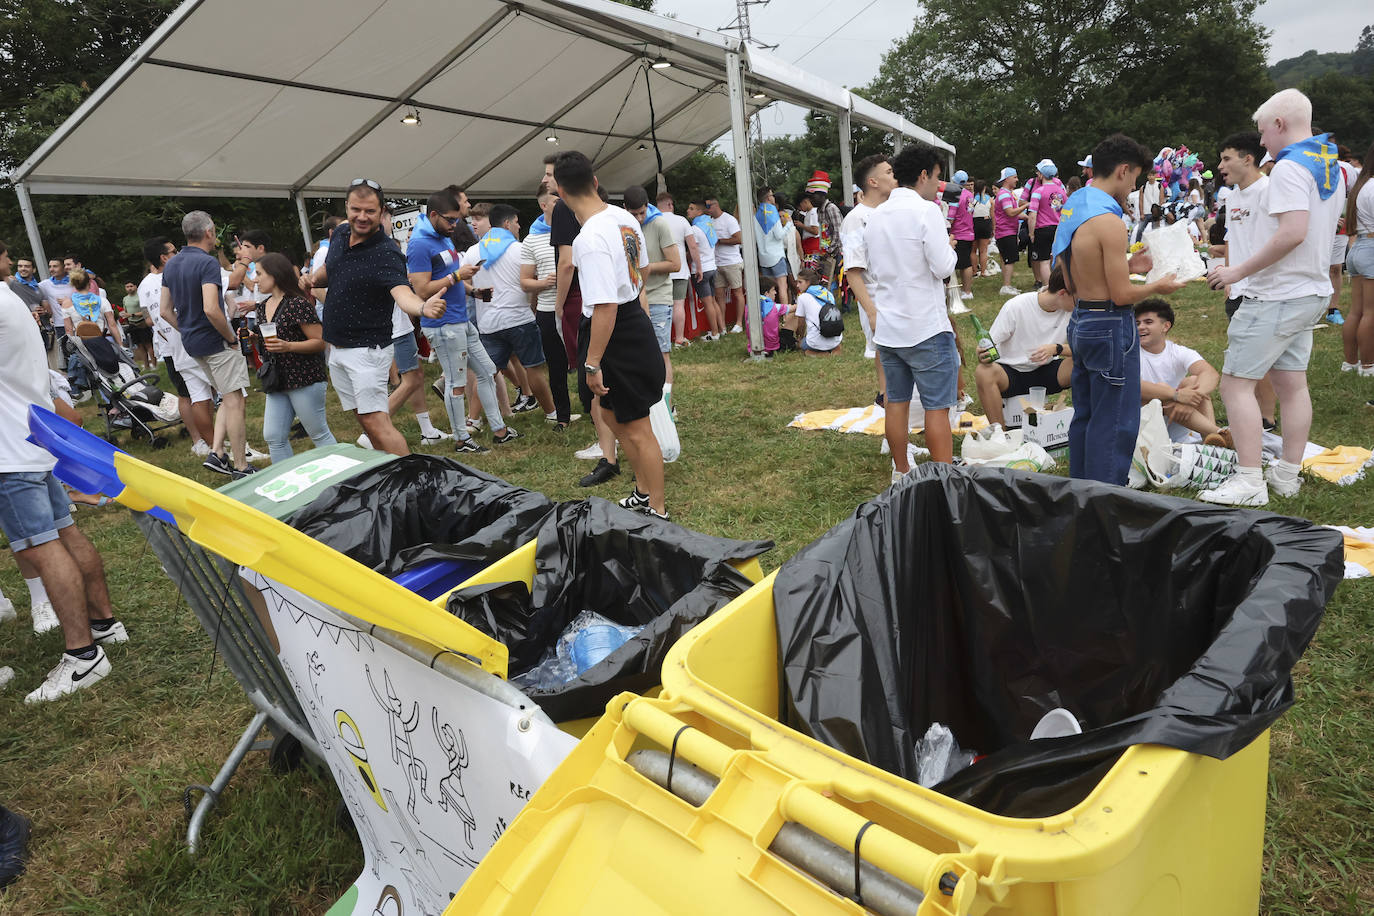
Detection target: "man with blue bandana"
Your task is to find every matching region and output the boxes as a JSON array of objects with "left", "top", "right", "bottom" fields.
[
  {"left": 1201, "top": 88, "right": 1347, "bottom": 506},
  {"left": 1053, "top": 134, "right": 1184, "bottom": 485}
]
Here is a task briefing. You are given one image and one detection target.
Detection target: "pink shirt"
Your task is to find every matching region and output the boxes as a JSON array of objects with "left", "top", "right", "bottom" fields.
[
  {"left": 1030, "top": 178, "right": 1067, "bottom": 229},
  {"left": 950, "top": 189, "right": 975, "bottom": 241},
  {"left": 993, "top": 188, "right": 1019, "bottom": 238}
]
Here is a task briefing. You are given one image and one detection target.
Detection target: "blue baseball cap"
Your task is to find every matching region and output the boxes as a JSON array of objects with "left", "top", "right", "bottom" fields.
[
  {"left": 999, "top": 166, "right": 1017, "bottom": 181},
  {"left": 1036, "top": 158, "right": 1058, "bottom": 178},
  {"left": 953, "top": 169, "right": 968, "bottom": 183}
]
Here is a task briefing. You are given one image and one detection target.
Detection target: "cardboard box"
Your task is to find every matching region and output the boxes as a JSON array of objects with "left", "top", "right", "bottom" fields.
[{"left": 1023, "top": 406, "right": 1074, "bottom": 449}]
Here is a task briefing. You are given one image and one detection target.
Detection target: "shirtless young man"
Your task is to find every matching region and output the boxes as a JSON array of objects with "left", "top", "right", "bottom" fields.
[{"left": 1053, "top": 134, "right": 1185, "bottom": 484}]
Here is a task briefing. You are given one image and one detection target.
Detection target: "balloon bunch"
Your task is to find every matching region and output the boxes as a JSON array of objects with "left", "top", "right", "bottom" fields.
[{"left": 1153, "top": 146, "right": 1206, "bottom": 200}]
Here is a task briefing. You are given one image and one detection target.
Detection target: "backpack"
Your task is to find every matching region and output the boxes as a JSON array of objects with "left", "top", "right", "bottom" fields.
[{"left": 816, "top": 294, "right": 844, "bottom": 337}]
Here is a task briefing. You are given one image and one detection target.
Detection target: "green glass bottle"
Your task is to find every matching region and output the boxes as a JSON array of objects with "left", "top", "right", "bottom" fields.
[{"left": 969, "top": 313, "right": 998, "bottom": 362}]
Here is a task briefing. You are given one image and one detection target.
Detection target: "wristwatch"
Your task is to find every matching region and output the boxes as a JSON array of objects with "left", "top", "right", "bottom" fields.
[
  {"left": 584, "top": 363, "right": 601, "bottom": 375},
  {"left": 1055, "top": 343, "right": 1064, "bottom": 356}
]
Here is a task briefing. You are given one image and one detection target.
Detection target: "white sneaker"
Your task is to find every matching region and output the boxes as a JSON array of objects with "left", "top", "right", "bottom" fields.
[
  {"left": 419, "top": 430, "right": 452, "bottom": 445},
  {"left": 1264, "top": 465, "right": 1302, "bottom": 497},
  {"left": 356, "top": 433, "right": 374, "bottom": 451},
  {"left": 244, "top": 444, "right": 270, "bottom": 464},
  {"left": 1341, "top": 361, "right": 1359, "bottom": 372},
  {"left": 999, "top": 286, "right": 1020, "bottom": 296},
  {"left": 31, "top": 600, "right": 59, "bottom": 635},
  {"left": 0, "top": 666, "right": 13, "bottom": 691},
  {"left": 0, "top": 594, "right": 15, "bottom": 624},
  {"left": 574, "top": 442, "right": 604, "bottom": 460},
  {"left": 24, "top": 647, "right": 111, "bottom": 704},
  {"left": 91, "top": 620, "right": 129, "bottom": 645},
  {"left": 730, "top": 324, "right": 743, "bottom": 334},
  {"left": 1198, "top": 474, "right": 1269, "bottom": 507},
  {"left": 466, "top": 416, "right": 484, "bottom": 432},
  {"left": 1360, "top": 364, "right": 1374, "bottom": 378},
  {"left": 960, "top": 291, "right": 974, "bottom": 300},
  {"left": 191, "top": 439, "right": 210, "bottom": 458},
  {"left": 891, "top": 468, "right": 908, "bottom": 485}
]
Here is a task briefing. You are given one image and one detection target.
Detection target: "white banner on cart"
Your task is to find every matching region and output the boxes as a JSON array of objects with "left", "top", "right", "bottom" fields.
[{"left": 241, "top": 569, "right": 577, "bottom": 916}]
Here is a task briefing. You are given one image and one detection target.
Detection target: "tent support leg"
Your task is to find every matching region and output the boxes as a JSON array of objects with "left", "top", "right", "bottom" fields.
[
  {"left": 839, "top": 109, "right": 854, "bottom": 208},
  {"left": 14, "top": 182, "right": 49, "bottom": 273},
  {"left": 893, "top": 134, "right": 905, "bottom": 155},
  {"left": 185, "top": 710, "right": 270, "bottom": 856},
  {"left": 293, "top": 193, "right": 313, "bottom": 257},
  {"left": 726, "top": 49, "right": 765, "bottom": 359}
]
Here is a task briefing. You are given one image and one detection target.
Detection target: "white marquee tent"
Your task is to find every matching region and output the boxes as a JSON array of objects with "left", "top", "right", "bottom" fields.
[{"left": 11, "top": 0, "right": 954, "bottom": 350}]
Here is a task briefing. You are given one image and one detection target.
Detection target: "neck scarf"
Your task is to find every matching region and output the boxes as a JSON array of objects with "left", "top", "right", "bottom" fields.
[
  {"left": 692, "top": 214, "right": 718, "bottom": 247},
  {"left": 755, "top": 202, "right": 779, "bottom": 233},
  {"left": 1050, "top": 187, "right": 1123, "bottom": 269},
  {"left": 1275, "top": 133, "right": 1342, "bottom": 200},
  {"left": 478, "top": 227, "right": 518, "bottom": 266}
]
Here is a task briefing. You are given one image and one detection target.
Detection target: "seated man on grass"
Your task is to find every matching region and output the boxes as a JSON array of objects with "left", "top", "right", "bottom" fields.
[
  {"left": 974, "top": 263, "right": 1074, "bottom": 427},
  {"left": 1136, "top": 299, "right": 1231, "bottom": 446}
]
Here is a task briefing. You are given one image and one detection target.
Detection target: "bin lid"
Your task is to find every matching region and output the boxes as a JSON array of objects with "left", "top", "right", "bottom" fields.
[{"left": 217, "top": 444, "right": 396, "bottom": 519}]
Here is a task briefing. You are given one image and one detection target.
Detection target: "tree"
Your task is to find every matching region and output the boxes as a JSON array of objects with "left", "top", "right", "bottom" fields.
[
  {"left": 861, "top": 0, "right": 1273, "bottom": 182},
  {"left": 1303, "top": 71, "right": 1374, "bottom": 152}
]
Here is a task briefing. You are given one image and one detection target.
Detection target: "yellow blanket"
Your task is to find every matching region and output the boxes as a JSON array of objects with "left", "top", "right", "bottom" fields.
[
  {"left": 1327, "top": 526, "right": 1374, "bottom": 579},
  {"left": 1302, "top": 446, "right": 1374, "bottom": 486},
  {"left": 790, "top": 406, "right": 990, "bottom": 437}
]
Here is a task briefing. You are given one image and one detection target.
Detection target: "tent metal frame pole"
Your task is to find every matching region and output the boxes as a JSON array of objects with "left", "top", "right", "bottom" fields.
[
  {"left": 893, "top": 134, "right": 905, "bottom": 154},
  {"left": 14, "top": 182, "right": 49, "bottom": 273},
  {"left": 292, "top": 193, "right": 313, "bottom": 256},
  {"left": 838, "top": 108, "right": 854, "bottom": 208},
  {"left": 725, "top": 50, "right": 764, "bottom": 357}
]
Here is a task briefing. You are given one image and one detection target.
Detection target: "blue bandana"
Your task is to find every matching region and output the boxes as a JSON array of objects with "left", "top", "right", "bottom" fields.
[
  {"left": 71, "top": 290, "right": 103, "bottom": 323},
  {"left": 806, "top": 284, "right": 835, "bottom": 306},
  {"left": 16, "top": 275, "right": 39, "bottom": 291},
  {"left": 1050, "top": 187, "right": 1123, "bottom": 269},
  {"left": 760, "top": 294, "right": 776, "bottom": 319},
  {"left": 642, "top": 204, "right": 663, "bottom": 225},
  {"left": 478, "top": 227, "right": 518, "bottom": 266},
  {"left": 529, "top": 214, "right": 551, "bottom": 235},
  {"left": 692, "top": 215, "right": 718, "bottom": 247},
  {"left": 1275, "top": 133, "right": 1342, "bottom": 200},
  {"left": 755, "top": 202, "right": 779, "bottom": 233}
]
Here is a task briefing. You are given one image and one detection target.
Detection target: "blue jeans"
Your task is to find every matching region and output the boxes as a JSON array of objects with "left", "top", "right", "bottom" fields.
[
  {"left": 262, "top": 381, "right": 336, "bottom": 463},
  {"left": 422, "top": 322, "right": 504, "bottom": 439},
  {"left": 1067, "top": 308, "right": 1140, "bottom": 485}
]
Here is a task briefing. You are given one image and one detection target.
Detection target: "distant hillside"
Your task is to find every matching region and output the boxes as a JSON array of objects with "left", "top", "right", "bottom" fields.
[{"left": 1269, "top": 49, "right": 1356, "bottom": 88}]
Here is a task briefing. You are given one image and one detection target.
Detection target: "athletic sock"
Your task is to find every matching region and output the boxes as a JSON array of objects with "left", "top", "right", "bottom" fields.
[
  {"left": 1274, "top": 459, "right": 1301, "bottom": 479},
  {"left": 1237, "top": 466, "right": 1263, "bottom": 485},
  {"left": 25, "top": 576, "right": 48, "bottom": 607},
  {"left": 66, "top": 644, "right": 99, "bottom": 661},
  {"left": 90, "top": 618, "right": 117, "bottom": 632},
  {"left": 416, "top": 411, "right": 439, "bottom": 437}
]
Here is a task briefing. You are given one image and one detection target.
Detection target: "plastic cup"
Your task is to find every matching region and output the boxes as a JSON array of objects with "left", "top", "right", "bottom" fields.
[
  {"left": 570, "top": 624, "right": 627, "bottom": 674},
  {"left": 259, "top": 321, "right": 277, "bottom": 341},
  {"left": 1027, "top": 386, "right": 1047, "bottom": 410},
  {"left": 1030, "top": 707, "right": 1082, "bottom": 740}
]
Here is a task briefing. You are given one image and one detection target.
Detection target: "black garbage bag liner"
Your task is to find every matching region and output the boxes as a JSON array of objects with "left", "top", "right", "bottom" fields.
[
  {"left": 448, "top": 498, "right": 773, "bottom": 721},
  {"left": 772, "top": 464, "right": 1343, "bottom": 817},
  {"left": 288, "top": 456, "right": 555, "bottom": 576}
]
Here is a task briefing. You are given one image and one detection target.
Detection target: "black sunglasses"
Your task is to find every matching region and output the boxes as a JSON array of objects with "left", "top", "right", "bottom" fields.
[{"left": 349, "top": 178, "right": 381, "bottom": 191}]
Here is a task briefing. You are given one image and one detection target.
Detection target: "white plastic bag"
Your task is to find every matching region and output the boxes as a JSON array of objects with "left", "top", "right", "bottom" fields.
[
  {"left": 960, "top": 423, "right": 1022, "bottom": 463},
  {"left": 650, "top": 395, "right": 680, "bottom": 463},
  {"left": 1129, "top": 400, "right": 1175, "bottom": 488},
  {"left": 1144, "top": 221, "right": 1206, "bottom": 284}
]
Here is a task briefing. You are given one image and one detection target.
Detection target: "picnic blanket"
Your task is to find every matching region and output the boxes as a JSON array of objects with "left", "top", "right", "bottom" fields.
[
  {"left": 790, "top": 405, "right": 990, "bottom": 437},
  {"left": 1302, "top": 446, "right": 1374, "bottom": 486},
  {"left": 1326, "top": 526, "right": 1374, "bottom": 579}
]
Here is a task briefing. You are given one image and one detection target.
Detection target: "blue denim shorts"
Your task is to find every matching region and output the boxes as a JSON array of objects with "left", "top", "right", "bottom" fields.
[
  {"left": 392, "top": 330, "right": 420, "bottom": 374},
  {"left": 1347, "top": 236, "right": 1374, "bottom": 280},
  {"left": 878, "top": 332, "right": 959, "bottom": 410},
  {"left": 648, "top": 303, "right": 672, "bottom": 353},
  {"left": 481, "top": 321, "right": 546, "bottom": 370},
  {"left": 0, "top": 470, "right": 73, "bottom": 551}
]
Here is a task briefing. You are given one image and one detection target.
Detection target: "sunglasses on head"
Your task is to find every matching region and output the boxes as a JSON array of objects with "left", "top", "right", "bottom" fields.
[{"left": 349, "top": 178, "right": 381, "bottom": 191}]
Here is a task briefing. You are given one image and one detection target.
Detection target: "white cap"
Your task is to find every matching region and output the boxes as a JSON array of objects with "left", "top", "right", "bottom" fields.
[
  {"left": 1077, "top": 155, "right": 1092, "bottom": 168},
  {"left": 999, "top": 166, "right": 1017, "bottom": 181}
]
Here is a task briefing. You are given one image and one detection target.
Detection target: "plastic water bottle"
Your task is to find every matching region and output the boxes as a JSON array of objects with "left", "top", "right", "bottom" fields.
[{"left": 570, "top": 624, "right": 628, "bottom": 674}]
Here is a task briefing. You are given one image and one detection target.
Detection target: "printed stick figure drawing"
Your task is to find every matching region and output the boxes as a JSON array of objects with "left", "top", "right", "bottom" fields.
[
  {"left": 366, "top": 665, "right": 430, "bottom": 820},
  {"left": 432, "top": 708, "right": 477, "bottom": 849}
]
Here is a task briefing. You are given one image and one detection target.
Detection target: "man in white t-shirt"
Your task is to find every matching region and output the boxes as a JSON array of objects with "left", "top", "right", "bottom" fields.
[
  {"left": 555, "top": 150, "right": 668, "bottom": 519},
  {"left": 974, "top": 264, "right": 1074, "bottom": 427},
  {"left": 864, "top": 142, "right": 960, "bottom": 476},
  {"left": 842, "top": 154, "right": 899, "bottom": 404},
  {"left": 1204, "top": 89, "right": 1346, "bottom": 505},
  {"left": 0, "top": 239, "right": 126, "bottom": 703},
  {"left": 140, "top": 236, "right": 212, "bottom": 455},
  {"left": 520, "top": 186, "right": 573, "bottom": 426},
  {"left": 707, "top": 197, "right": 744, "bottom": 334},
  {"left": 1134, "top": 300, "right": 1227, "bottom": 443},
  {"left": 685, "top": 200, "right": 722, "bottom": 338},
  {"left": 656, "top": 192, "right": 699, "bottom": 347}
]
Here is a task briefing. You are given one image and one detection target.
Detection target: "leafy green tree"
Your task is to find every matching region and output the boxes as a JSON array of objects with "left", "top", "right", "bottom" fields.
[{"left": 1302, "top": 71, "right": 1374, "bottom": 152}]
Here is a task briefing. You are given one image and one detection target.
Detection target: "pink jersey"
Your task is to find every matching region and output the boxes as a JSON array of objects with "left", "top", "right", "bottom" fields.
[
  {"left": 950, "top": 189, "right": 975, "bottom": 241},
  {"left": 993, "top": 188, "right": 1020, "bottom": 238},
  {"left": 1030, "top": 178, "right": 1067, "bottom": 228}
]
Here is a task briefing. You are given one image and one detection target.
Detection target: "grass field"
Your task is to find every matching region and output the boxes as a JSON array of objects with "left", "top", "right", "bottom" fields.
[{"left": 1, "top": 263, "right": 1371, "bottom": 914}]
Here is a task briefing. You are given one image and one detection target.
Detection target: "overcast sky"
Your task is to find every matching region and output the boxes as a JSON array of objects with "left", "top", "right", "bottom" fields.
[{"left": 653, "top": 0, "right": 1370, "bottom": 139}]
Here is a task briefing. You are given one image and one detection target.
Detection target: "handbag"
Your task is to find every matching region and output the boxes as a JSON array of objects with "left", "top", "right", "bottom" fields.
[{"left": 257, "top": 354, "right": 284, "bottom": 393}]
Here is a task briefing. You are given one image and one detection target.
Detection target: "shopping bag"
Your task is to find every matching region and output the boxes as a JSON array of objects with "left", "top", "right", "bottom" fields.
[
  {"left": 650, "top": 396, "right": 680, "bottom": 463},
  {"left": 1129, "top": 400, "right": 1174, "bottom": 488}
]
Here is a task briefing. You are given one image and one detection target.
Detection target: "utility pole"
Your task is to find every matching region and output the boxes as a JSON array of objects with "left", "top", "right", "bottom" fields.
[{"left": 719, "top": 0, "right": 774, "bottom": 186}]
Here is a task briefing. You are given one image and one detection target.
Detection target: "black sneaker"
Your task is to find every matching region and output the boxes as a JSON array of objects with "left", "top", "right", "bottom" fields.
[
  {"left": 231, "top": 465, "right": 258, "bottom": 480},
  {"left": 578, "top": 458, "right": 620, "bottom": 487},
  {"left": 455, "top": 437, "right": 490, "bottom": 454},
  {"left": 512, "top": 394, "right": 539, "bottom": 413},
  {"left": 643, "top": 506, "right": 671, "bottom": 522},
  {"left": 874, "top": 392, "right": 885, "bottom": 408},
  {"left": 493, "top": 426, "right": 522, "bottom": 444},
  {"left": 202, "top": 452, "right": 232, "bottom": 476},
  {"left": 617, "top": 489, "right": 651, "bottom": 511},
  {"left": 1262, "top": 418, "right": 1276, "bottom": 432},
  {"left": 0, "top": 805, "right": 32, "bottom": 889}
]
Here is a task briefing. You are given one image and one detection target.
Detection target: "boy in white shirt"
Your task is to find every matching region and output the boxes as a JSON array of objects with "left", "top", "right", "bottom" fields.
[
  {"left": 555, "top": 151, "right": 669, "bottom": 519},
  {"left": 1135, "top": 299, "right": 1228, "bottom": 444},
  {"left": 974, "top": 264, "right": 1074, "bottom": 427}
]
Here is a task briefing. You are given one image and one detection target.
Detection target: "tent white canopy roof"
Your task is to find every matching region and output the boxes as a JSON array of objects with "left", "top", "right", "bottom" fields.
[{"left": 12, "top": 0, "right": 953, "bottom": 201}]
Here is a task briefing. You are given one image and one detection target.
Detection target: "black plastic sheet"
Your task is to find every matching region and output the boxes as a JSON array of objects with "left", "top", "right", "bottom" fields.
[
  {"left": 772, "top": 464, "right": 1343, "bottom": 817},
  {"left": 449, "top": 499, "right": 773, "bottom": 721},
  {"left": 288, "top": 456, "right": 555, "bottom": 576}
]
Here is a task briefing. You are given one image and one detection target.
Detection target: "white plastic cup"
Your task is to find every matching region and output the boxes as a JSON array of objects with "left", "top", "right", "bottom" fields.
[
  {"left": 259, "top": 321, "right": 278, "bottom": 341},
  {"left": 1030, "top": 707, "right": 1082, "bottom": 740},
  {"left": 1027, "top": 386, "right": 1047, "bottom": 410}
]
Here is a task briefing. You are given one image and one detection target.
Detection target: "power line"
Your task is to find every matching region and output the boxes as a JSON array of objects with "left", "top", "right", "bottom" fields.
[{"left": 788, "top": 0, "right": 882, "bottom": 64}]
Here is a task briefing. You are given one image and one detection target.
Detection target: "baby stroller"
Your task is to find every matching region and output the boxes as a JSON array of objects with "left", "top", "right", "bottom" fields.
[{"left": 67, "top": 323, "right": 183, "bottom": 448}]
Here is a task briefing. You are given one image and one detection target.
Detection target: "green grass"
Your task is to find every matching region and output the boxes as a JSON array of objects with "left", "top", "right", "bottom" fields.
[{"left": 1, "top": 263, "right": 1371, "bottom": 913}]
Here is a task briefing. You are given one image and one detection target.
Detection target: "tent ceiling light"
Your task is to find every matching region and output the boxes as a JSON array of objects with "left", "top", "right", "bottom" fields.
[
  {"left": 546, "top": 129, "right": 559, "bottom": 143},
  {"left": 752, "top": 90, "right": 767, "bottom": 100},
  {"left": 399, "top": 106, "right": 421, "bottom": 126},
  {"left": 651, "top": 56, "right": 672, "bottom": 69}
]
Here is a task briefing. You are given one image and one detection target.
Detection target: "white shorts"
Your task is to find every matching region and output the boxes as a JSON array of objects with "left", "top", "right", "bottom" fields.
[
  {"left": 857, "top": 302, "right": 877, "bottom": 359},
  {"left": 1331, "top": 233, "right": 1349, "bottom": 266},
  {"left": 328, "top": 344, "right": 393, "bottom": 415},
  {"left": 175, "top": 357, "right": 214, "bottom": 403}
]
